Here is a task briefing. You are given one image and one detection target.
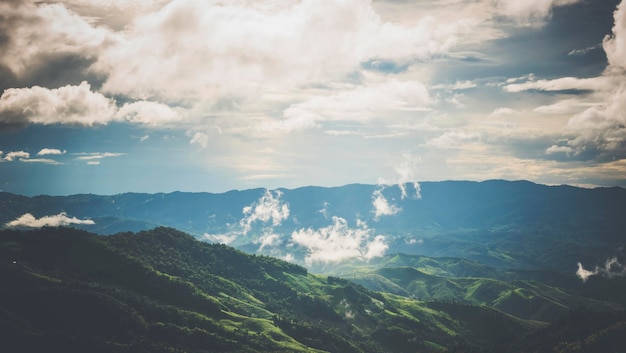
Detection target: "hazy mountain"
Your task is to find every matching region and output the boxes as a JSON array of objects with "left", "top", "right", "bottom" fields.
[{"left": 2, "top": 180, "right": 625, "bottom": 272}]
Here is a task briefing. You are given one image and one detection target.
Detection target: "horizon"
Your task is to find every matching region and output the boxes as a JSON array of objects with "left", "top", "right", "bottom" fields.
[
  {"left": 1, "top": 178, "right": 620, "bottom": 198},
  {"left": 1, "top": 0, "right": 626, "bottom": 195}
]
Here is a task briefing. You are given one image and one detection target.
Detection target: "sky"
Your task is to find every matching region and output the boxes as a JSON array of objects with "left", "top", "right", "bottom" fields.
[{"left": 1, "top": 0, "right": 626, "bottom": 196}]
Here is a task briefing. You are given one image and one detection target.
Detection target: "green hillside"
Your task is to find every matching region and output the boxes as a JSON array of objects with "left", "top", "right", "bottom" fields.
[{"left": 1, "top": 227, "right": 624, "bottom": 352}]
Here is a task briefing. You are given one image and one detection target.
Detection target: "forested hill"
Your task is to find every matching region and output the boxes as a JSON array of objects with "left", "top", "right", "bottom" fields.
[{"left": 2, "top": 227, "right": 625, "bottom": 352}]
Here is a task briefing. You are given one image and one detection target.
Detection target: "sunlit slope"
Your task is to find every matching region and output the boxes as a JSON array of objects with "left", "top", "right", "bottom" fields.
[{"left": 0, "top": 227, "right": 544, "bottom": 353}]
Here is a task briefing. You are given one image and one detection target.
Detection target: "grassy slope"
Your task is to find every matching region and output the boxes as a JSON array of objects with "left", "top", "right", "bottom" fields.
[{"left": 0, "top": 227, "right": 545, "bottom": 353}]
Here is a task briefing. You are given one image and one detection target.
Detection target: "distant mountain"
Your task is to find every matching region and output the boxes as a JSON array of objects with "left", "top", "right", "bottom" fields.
[{"left": 2, "top": 180, "right": 625, "bottom": 271}]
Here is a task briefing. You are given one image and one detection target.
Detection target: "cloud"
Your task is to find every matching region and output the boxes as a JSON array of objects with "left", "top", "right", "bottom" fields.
[
  {"left": 202, "top": 233, "right": 237, "bottom": 245},
  {"left": 74, "top": 152, "right": 126, "bottom": 164},
  {"left": 0, "top": 81, "right": 186, "bottom": 130},
  {"left": 568, "top": 45, "right": 599, "bottom": 56},
  {"left": 494, "top": 0, "right": 582, "bottom": 24},
  {"left": 257, "top": 232, "right": 280, "bottom": 251},
  {"left": 372, "top": 188, "right": 401, "bottom": 220},
  {"left": 0, "top": 82, "right": 117, "bottom": 129},
  {"left": 576, "top": 257, "right": 626, "bottom": 282},
  {"left": 392, "top": 152, "right": 422, "bottom": 199},
  {"left": 264, "top": 80, "right": 432, "bottom": 133},
  {"left": 37, "top": 148, "right": 66, "bottom": 156},
  {"left": 3, "top": 151, "right": 29, "bottom": 162},
  {"left": 19, "top": 158, "right": 62, "bottom": 165},
  {"left": 559, "top": 0, "right": 626, "bottom": 157},
  {"left": 604, "top": 0, "right": 626, "bottom": 71},
  {"left": 240, "top": 189, "right": 290, "bottom": 234},
  {"left": 6, "top": 212, "right": 95, "bottom": 228},
  {"left": 545, "top": 145, "right": 573, "bottom": 155},
  {"left": 503, "top": 76, "right": 612, "bottom": 93},
  {"left": 489, "top": 107, "right": 520, "bottom": 117},
  {"left": 290, "top": 216, "right": 388, "bottom": 265},
  {"left": 431, "top": 80, "right": 476, "bottom": 90},
  {"left": 0, "top": 1, "right": 110, "bottom": 79},
  {"left": 115, "top": 100, "right": 181, "bottom": 126},
  {"left": 189, "top": 132, "right": 209, "bottom": 149},
  {"left": 426, "top": 130, "right": 481, "bottom": 149},
  {"left": 93, "top": 0, "right": 466, "bottom": 103}
]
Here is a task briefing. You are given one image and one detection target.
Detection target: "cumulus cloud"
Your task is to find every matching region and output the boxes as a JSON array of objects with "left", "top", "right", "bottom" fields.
[
  {"left": 0, "top": 81, "right": 186, "bottom": 129},
  {"left": 3, "top": 151, "right": 29, "bottom": 162},
  {"left": 545, "top": 145, "right": 573, "bottom": 155},
  {"left": 6, "top": 212, "right": 95, "bottom": 228},
  {"left": 290, "top": 216, "right": 388, "bottom": 265},
  {"left": 372, "top": 188, "right": 401, "bottom": 220},
  {"left": 557, "top": 2, "right": 626, "bottom": 158},
  {"left": 115, "top": 100, "right": 181, "bottom": 126},
  {"left": 93, "top": 0, "right": 467, "bottom": 103},
  {"left": 0, "top": 1, "right": 111, "bottom": 78},
  {"left": 576, "top": 258, "right": 626, "bottom": 282},
  {"left": 202, "top": 189, "right": 290, "bottom": 250},
  {"left": 37, "top": 148, "right": 66, "bottom": 156},
  {"left": 240, "top": 189, "right": 290, "bottom": 234},
  {"left": 0, "top": 82, "right": 117, "bottom": 129}
]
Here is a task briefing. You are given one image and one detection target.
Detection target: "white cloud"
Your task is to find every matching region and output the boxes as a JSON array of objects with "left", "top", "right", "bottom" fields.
[
  {"left": 576, "top": 257, "right": 626, "bottom": 282},
  {"left": 202, "top": 233, "right": 237, "bottom": 245},
  {"left": 264, "top": 80, "right": 432, "bottom": 133},
  {"left": 37, "top": 148, "right": 66, "bottom": 156},
  {"left": 0, "top": 82, "right": 117, "bottom": 128},
  {"left": 189, "top": 132, "right": 209, "bottom": 149},
  {"left": 489, "top": 107, "right": 520, "bottom": 117},
  {"left": 545, "top": 145, "right": 573, "bottom": 155},
  {"left": 3, "top": 151, "right": 30, "bottom": 162},
  {"left": 426, "top": 130, "right": 480, "bottom": 149},
  {"left": 256, "top": 232, "right": 280, "bottom": 251},
  {"left": 431, "top": 80, "right": 476, "bottom": 90},
  {"left": 604, "top": 0, "right": 626, "bottom": 71},
  {"left": 240, "top": 189, "right": 290, "bottom": 234},
  {"left": 19, "top": 158, "right": 62, "bottom": 165},
  {"left": 94, "top": 0, "right": 464, "bottom": 104},
  {"left": 393, "top": 152, "right": 422, "bottom": 200},
  {"left": 74, "top": 152, "right": 126, "bottom": 164},
  {"left": 115, "top": 101, "right": 181, "bottom": 126},
  {"left": 372, "top": 188, "right": 401, "bottom": 220},
  {"left": 6, "top": 212, "right": 95, "bottom": 228},
  {"left": 290, "top": 216, "right": 388, "bottom": 265}
]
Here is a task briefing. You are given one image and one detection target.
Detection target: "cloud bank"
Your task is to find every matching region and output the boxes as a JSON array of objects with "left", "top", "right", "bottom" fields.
[{"left": 6, "top": 212, "right": 95, "bottom": 228}]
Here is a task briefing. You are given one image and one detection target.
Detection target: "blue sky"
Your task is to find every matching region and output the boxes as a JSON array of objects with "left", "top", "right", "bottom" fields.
[{"left": 1, "top": 0, "right": 625, "bottom": 195}]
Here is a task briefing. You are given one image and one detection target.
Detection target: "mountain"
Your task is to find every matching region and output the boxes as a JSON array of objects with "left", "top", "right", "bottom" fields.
[
  {"left": 3, "top": 227, "right": 625, "bottom": 353},
  {"left": 2, "top": 180, "right": 626, "bottom": 272},
  {"left": 1, "top": 226, "right": 545, "bottom": 353}
]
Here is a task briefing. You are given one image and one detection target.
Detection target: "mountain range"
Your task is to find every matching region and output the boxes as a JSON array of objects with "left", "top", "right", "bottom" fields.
[{"left": 2, "top": 180, "right": 625, "bottom": 272}]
